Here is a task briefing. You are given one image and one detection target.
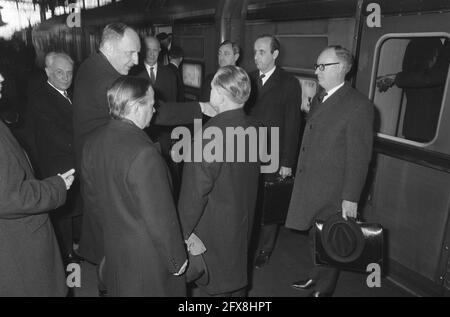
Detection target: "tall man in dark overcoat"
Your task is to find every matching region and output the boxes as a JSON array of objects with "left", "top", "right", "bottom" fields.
[
  {"left": 285, "top": 46, "right": 374, "bottom": 297},
  {"left": 178, "top": 66, "right": 261, "bottom": 296},
  {"left": 73, "top": 23, "right": 217, "bottom": 267},
  {"left": 0, "top": 73, "right": 75, "bottom": 296},
  {"left": 246, "top": 34, "right": 302, "bottom": 269}
]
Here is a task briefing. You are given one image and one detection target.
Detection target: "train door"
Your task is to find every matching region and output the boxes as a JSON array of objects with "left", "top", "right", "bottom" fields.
[{"left": 356, "top": 10, "right": 450, "bottom": 296}]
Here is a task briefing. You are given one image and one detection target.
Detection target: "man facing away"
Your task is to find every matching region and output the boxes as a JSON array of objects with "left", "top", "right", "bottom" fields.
[{"left": 178, "top": 65, "right": 261, "bottom": 297}]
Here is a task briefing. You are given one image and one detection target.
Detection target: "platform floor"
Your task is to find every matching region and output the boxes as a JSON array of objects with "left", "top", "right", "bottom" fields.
[{"left": 73, "top": 227, "right": 412, "bottom": 297}]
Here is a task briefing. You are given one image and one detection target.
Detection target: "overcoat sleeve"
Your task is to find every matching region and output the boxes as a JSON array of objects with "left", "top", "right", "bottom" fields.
[
  {"left": 178, "top": 159, "right": 222, "bottom": 240},
  {"left": 154, "top": 101, "right": 203, "bottom": 126},
  {"left": 281, "top": 77, "right": 302, "bottom": 168},
  {"left": 0, "top": 133, "right": 67, "bottom": 219},
  {"left": 127, "top": 147, "right": 187, "bottom": 274}
]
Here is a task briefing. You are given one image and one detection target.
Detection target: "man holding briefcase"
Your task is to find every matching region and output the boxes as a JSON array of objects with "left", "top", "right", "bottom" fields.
[{"left": 285, "top": 46, "right": 374, "bottom": 297}]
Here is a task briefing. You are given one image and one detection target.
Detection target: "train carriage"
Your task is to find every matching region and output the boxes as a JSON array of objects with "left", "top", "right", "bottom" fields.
[{"left": 26, "top": 0, "right": 450, "bottom": 296}]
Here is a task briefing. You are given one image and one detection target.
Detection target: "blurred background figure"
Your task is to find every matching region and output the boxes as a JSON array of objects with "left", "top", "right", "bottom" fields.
[{"left": 377, "top": 38, "right": 449, "bottom": 142}]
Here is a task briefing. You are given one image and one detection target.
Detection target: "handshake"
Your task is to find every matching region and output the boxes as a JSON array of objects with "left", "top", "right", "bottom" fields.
[{"left": 376, "top": 74, "right": 396, "bottom": 93}]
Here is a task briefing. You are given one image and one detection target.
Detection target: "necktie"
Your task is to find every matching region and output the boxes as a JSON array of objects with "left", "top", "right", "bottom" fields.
[
  {"left": 317, "top": 90, "right": 328, "bottom": 103},
  {"left": 150, "top": 66, "right": 156, "bottom": 85},
  {"left": 63, "top": 90, "right": 71, "bottom": 104},
  {"left": 258, "top": 74, "right": 265, "bottom": 89}
]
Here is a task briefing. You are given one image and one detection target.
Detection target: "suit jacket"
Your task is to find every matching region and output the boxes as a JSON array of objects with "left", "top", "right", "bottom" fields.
[
  {"left": 285, "top": 82, "right": 374, "bottom": 231},
  {"left": 138, "top": 63, "right": 177, "bottom": 103},
  {"left": 30, "top": 82, "right": 75, "bottom": 177},
  {"left": 246, "top": 67, "right": 302, "bottom": 170},
  {"left": 81, "top": 119, "right": 187, "bottom": 296},
  {"left": 178, "top": 108, "right": 261, "bottom": 295},
  {"left": 167, "top": 63, "right": 185, "bottom": 102},
  {"left": 0, "top": 120, "right": 67, "bottom": 296}
]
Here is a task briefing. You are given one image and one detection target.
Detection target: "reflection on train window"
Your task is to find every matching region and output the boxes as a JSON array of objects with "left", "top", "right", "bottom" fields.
[
  {"left": 295, "top": 76, "right": 318, "bottom": 113},
  {"left": 374, "top": 36, "right": 449, "bottom": 143},
  {"left": 182, "top": 63, "right": 203, "bottom": 89}
]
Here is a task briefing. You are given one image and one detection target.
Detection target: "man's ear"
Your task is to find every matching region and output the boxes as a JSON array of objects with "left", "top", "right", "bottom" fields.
[
  {"left": 103, "top": 41, "right": 114, "bottom": 56},
  {"left": 272, "top": 49, "right": 279, "bottom": 60},
  {"left": 44, "top": 67, "right": 51, "bottom": 78},
  {"left": 234, "top": 53, "right": 240, "bottom": 64}
]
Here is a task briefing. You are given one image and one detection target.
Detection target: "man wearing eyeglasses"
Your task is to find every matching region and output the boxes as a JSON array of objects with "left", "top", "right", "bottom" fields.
[{"left": 285, "top": 45, "right": 374, "bottom": 297}]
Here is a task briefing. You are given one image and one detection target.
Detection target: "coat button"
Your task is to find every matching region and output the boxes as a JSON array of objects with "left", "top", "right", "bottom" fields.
[
  {"left": 302, "top": 147, "right": 305, "bottom": 152},
  {"left": 309, "top": 124, "right": 313, "bottom": 130}
]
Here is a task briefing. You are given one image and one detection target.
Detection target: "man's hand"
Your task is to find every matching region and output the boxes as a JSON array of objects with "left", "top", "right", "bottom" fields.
[
  {"left": 342, "top": 200, "right": 358, "bottom": 220},
  {"left": 186, "top": 233, "right": 206, "bottom": 256},
  {"left": 376, "top": 75, "right": 395, "bottom": 93},
  {"left": 279, "top": 166, "right": 292, "bottom": 179},
  {"left": 174, "top": 259, "right": 188, "bottom": 276},
  {"left": 58, "top": 169, "right": 75, "bottom": 190},
  {"left": 199, "top": 102, "right": 218, "bottom": 117}
]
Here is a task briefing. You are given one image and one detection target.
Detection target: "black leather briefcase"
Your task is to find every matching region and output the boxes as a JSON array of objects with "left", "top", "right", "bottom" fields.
[
  {"left": 260, "top": 176, "right": 295, "bottom": 226},
  {"left": 314, "top": 215, "right": 384, "bottom": 273}
]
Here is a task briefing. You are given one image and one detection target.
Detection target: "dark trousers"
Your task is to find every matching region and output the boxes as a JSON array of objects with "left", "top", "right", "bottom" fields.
[
  {"left": 50, "top": 184, "right": 82, "bottom": 260},
  {"left": 257, "top": 224, "right": 279, "bottom": 253},
  {"left": 307, "top": 227, "right": 340, "bottom": 293}
]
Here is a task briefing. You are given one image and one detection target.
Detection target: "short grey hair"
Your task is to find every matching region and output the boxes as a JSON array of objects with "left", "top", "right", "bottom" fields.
[
  {"left": 99, "top": 23, "right": 129, "bottom": 49},
  {"left": 212, "top": 65, "right": 250, "bottom": 105},
  {"left": 45, "top": 52, "right": 74, "bottom": 68},
  {"left": 328, "top": 45, "right": 354, "bottom": 74}
]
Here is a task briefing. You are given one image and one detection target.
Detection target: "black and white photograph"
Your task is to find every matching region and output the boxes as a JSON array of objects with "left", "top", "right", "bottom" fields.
[{"left": 0, "top": 0, "right": 449, "bottom": 301}]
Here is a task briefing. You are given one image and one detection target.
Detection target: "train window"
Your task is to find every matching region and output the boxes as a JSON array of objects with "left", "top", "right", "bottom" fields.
[
  {"left": 182, "top": 62, "right": 203, "bottom": 89},
  {"left": 373, "top": 35, "right": 449, "bottom": 144}
]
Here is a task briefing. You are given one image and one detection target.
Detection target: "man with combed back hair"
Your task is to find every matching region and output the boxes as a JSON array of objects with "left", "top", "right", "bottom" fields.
[
  {"left": 29, "top": 51, "right": 82, "bottom": 267},
  {"left": 179, "top": 66, "right": 261, "bottom": 297}
]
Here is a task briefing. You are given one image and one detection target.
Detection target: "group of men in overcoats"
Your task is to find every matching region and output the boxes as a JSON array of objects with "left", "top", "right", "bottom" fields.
[{"left": 0, "top": 19, "right": 375, "bottom": 297}]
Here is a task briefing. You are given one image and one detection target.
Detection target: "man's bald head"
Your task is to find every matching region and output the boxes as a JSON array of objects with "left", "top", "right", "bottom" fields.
[
  {"left": 144, "top": 36, "right": 161, "bottom": 66},
  {"left": 100, "top": 23, "right": 141, "bottom": 75}
]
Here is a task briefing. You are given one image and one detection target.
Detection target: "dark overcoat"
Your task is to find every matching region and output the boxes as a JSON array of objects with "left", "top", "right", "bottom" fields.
[
  {"left": 285, "top": 83, "right": 374, "bottom": 231},
  {"left": 73, "top": 52, "right": 120, "bottom": 166},
  {"left": 246, "top": 67, "right": 302, "bottom": 170},
  {"left": 178, "top": 108, "right": 261, "bottom": 295},
  {"left": 0, "top": 120, "right": 67, "bottom": 296},
  {"left": 81, "top": 119, "right": 187, "bottom": 296},
  {"left": 30, "top": 83, "right": 75, "bottom": 177}
]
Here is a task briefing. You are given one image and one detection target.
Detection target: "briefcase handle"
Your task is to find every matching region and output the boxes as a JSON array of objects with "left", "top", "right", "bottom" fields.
[{"left": 266, "top": 175, "right": 294, "bottom": 185}]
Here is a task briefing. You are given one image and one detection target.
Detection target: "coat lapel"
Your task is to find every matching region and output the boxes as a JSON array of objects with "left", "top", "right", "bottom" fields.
[
  {"left": 257, "top": 67, "right": 280, "bottom": 98},
  {"left": 307, "top": 82, "right": 350, "bottom": 121}
]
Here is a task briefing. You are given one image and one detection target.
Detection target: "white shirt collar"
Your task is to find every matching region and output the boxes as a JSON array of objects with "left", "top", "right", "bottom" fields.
[
  {"left": 47, "top": 81, "right": 69, "bottom": 100},
  {"left": 323, "top": 82, "right": 345, "bottom": 102},
  {"left": 145, "top": 62, "right": 158, "bottom": 77},
  {"left": 259, "top": 66, "right": 276, "bottom": 86}
]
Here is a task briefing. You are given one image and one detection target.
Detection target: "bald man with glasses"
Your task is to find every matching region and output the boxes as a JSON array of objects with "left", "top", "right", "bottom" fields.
[{"left": 285, "top": 46, "right": 374, "bottom": 297}]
